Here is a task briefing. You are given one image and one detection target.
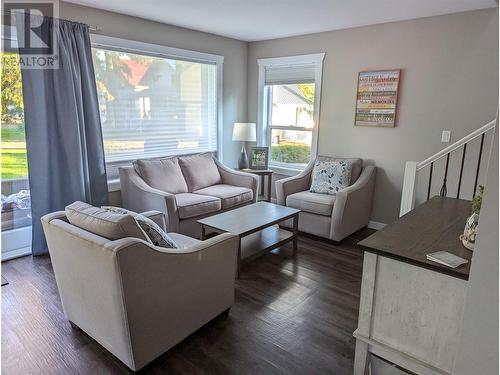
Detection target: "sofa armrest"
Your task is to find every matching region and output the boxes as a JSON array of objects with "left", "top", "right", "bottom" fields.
[
  {"left": 119, "top": 166, "right": 180, "bottom": 232},
  {"left": 41, "top": 210, "right": 68, "bottom": 224},
  {"left": 275, "top": 160, "right": 315, "bottom": 205},
  {"left": 140, "top": 210, "right": 166, "bottom": 231},
  {"left": 214, "top": 159, "right": 259, "bottom": 202},
  {"left": 330, "top": 166, "right": 377, "bottom": 241},
  {"left": 110, "top": 233, "right": 239, "bottom": 370}
]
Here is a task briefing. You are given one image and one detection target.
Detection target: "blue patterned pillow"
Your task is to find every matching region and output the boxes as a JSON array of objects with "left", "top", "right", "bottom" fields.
[{"left": 310, "top": 160, "right": 352, "bottom": 195}]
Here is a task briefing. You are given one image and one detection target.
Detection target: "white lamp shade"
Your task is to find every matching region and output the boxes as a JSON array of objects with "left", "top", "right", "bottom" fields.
[{"left": 232, "top": 122, "right": 256, "bottom": 142}]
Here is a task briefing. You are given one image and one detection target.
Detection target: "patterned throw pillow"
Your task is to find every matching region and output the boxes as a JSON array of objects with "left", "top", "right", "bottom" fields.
[
  {"left": 101, "top": 206, "right": 178, "bottom": 249},
  {"left": 310, "top": 160, "right": 352, "bottom": 195}
]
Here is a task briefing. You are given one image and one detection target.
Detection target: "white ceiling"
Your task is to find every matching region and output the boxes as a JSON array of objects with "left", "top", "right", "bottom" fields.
[{"left": 66, "top": 0, "right": 498, "bottom": 42}]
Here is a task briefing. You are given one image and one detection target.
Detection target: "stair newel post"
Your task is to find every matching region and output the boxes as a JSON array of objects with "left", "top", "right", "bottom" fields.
[{"left": 400, "top": 161, "right": 418, "bottom": 217}]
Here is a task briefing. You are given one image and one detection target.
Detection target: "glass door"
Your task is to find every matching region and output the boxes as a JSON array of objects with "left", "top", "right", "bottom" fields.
[{"left": 1, "top": 27, "right": 32, "bottom": 260}]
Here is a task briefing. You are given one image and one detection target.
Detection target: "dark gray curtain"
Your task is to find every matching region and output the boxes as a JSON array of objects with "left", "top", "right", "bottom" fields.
[{"left": 17, "top": 16, "right": 108, "bottom": 255}]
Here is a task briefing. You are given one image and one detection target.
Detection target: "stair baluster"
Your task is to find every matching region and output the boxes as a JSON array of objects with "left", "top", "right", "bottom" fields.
[
  {"left": 439, "top": 153, "right": 450, "bottom": 197},
  {"left": 427, "top": 162, "right": 433, "bottom": 200},
  {"left": 456, "top": 144, "right": 467, "bottom": 199},
  {"left": 473, "top": 133, "right": 485, "bottom": 197}
]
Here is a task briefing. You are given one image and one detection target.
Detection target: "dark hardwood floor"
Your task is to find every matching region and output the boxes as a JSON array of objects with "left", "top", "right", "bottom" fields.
[{"left": 1, "top": 228, "right": 374, "bottom": 375}]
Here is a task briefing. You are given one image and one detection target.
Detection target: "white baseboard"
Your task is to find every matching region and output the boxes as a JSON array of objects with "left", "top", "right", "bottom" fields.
[
  {"left": 368, "top": 221, "right": 387, "bottom": 230},
  {"left": 2, "top": 225, "right": 32, "bottom": 261},
  {"left": 2, "top": 246, "right": 32, "bottom": 261}
]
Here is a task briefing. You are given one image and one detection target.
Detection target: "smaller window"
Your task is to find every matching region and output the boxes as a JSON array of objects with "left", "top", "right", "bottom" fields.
[
  {"left": 258, "top": 54, "right": 324, "bottom": 172},
  {"left": 268, "top": 83, "right": 315, "bottom": 168}
]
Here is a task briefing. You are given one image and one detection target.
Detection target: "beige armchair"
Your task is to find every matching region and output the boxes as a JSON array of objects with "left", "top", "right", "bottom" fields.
[
  {"left": 119, "top": 153, "right": 259, "bottom": 238},
  {"left": 276, "top": 157, "right": 376, "bottom": 241},
  {"left": 41, "top": 210, "right": 239, "bottom": 371}
]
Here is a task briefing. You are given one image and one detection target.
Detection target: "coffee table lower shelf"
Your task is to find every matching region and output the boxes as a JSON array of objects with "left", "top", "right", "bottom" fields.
[
  {"left": 197, "top": 202, "right": 300, "bottom": 278},
  {"left": 240, "top": 225, "right": 294, "bottom": 262}
]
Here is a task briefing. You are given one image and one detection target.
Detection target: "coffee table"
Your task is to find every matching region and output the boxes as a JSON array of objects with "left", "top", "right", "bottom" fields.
[{"left": 197, "top": 202, "right": 300, "bottom": 278}]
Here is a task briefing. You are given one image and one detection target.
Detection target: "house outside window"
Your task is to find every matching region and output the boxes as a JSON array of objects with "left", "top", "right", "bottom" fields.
[
  {"left": 258, "top": 53, "right": 325, "bottom": 173},
  {"left": 90, "top": 35, "right": 223, "bottom": 186}
]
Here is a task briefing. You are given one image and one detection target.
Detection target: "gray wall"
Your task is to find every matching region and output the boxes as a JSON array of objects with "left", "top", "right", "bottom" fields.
[
  {"left": 454, "top": 124, "right": 498, "bottom": 374},
  {"left": 60, "top": 1, "right": 248, "bottom": 170},
  {"left": 58, "top": 4, "right": 497, "bottom": 222},
  {"left": 247, "top": 9, "right": 498, "bottom": 224}
]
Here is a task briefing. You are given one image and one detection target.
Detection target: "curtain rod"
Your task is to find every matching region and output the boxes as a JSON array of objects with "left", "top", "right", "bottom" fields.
[{"left": 1, "top": 10, "right": 101, "bottom": 32}]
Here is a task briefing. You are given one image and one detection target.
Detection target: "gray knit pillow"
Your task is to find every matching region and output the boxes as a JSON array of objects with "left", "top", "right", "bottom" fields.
[{"left": 101, "top": 206, "right": 178, "bottom": 249}]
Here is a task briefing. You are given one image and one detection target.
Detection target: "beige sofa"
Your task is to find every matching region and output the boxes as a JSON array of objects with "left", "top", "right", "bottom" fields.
[
  {"left": 41, "top": 209, "right": 239, "bottom": 371},
  {"left": 119, "top": 153, "right": 259, "bottom": 237},
  {"left": 276, "top": 157, "right": 376, "bottom": 241}
]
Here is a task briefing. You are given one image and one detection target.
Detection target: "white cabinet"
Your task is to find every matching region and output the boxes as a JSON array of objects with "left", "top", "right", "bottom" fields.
[{"left": 354, "top": 253, "right": 467, "bottom": 375}]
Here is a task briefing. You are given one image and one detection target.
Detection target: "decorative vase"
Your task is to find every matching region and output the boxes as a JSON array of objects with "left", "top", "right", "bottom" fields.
[
  {"left": 238, "top": 142, "right": 249, "bottom": 169},
  {"left": 460, "top": 213, "right": 479, "bottom": 251}
]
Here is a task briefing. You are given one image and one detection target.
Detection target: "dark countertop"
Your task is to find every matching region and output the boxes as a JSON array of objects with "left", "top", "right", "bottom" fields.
[{"left": 358, "top": 196, "right": 473, "bottom": 280}]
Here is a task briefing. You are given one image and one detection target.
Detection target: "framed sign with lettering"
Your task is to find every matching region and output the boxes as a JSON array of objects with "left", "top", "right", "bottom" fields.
[{"left": 354, "top": 69, "right": 401, "bottom": 127}]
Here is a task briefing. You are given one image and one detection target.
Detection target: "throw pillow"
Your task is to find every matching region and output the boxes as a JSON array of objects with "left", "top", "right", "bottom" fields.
[
  {"left": 133, "top": 157, "right": 188, "bottom": 194},
  {"left": 310, "top": 160, "right": 352, "bottom": 195},
  {"left": 178, "top": 153, "right": 221, "bottom": 191},
  {"left": 65, "top": 201, "right": 148, "bottom": 241},
  {"left": 102, "top": 206, "right": 179, "bottom": 249}
]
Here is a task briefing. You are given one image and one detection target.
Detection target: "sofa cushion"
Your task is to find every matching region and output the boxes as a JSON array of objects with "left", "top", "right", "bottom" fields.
[
  {"left": 178, "top": 153, "right": 221, "bottom": 191},
  {"left": 286, "top": 191, "right": 336, "bottom": 216},
  {"left": 65, "top": 201, "right": 148, "bottom": 241},
  {"left": 175, "top": 193, "right": 221, "bottom": 219},
  {"left": 310, "top": 160, "right": 352, "bottom": 195},
  {"left": 194, "top": 184, "right": 253, "bottom": 209},
  {"left": 133, "top": 157, "right": 188, "bottom": 194},
  {"left": 318, "top": 156, "right": 363, "bottom": 184},
  {"left": 102, "top": 206, "right": 179, "bottom": 248}
]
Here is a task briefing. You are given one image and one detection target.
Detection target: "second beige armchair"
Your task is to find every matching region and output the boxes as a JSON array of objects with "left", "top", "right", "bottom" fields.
[{"left": 276, "top": 156, "right": 376, "bottom": 242}]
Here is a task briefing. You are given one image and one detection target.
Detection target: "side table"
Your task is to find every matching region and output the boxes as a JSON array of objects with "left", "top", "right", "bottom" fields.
[{"left": 239, "top": 169, "right": 273, "bottom": 202}]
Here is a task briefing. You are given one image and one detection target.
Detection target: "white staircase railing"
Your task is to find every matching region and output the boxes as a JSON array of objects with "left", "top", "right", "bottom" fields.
[{"left": 400, "top": 117, "right": 497, "bottom": 217}]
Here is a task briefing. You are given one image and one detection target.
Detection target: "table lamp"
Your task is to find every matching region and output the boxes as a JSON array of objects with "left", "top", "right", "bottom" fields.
[{"left": 232, "top": 122, "right": 256, "bottom": 169}]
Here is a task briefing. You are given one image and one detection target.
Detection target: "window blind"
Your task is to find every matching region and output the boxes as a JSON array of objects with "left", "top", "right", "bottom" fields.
[
  {"left": 264, "top": 63, "right": 316, "bottom": 85},
  {"left": 91, "top": 47, "right": 218, "bottom": 173}
]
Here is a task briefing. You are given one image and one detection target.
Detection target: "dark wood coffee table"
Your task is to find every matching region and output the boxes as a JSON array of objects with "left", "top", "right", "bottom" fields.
[{"left": 198, "top": 202, "right": 300, "bottom": 278}]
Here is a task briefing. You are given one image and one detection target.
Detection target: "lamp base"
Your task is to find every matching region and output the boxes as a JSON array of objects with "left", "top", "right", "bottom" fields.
[{"left": 238, "top": 143, "right": 249, "bottom": 169}]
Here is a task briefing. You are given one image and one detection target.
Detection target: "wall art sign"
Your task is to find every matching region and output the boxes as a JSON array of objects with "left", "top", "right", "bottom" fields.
[{"left": 354, "top": 69, "right": 401, "bottom": 127}]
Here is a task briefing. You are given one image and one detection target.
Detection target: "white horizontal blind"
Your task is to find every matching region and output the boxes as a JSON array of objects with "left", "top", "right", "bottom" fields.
[
  {"left": 91, "top": 47, "right": 218, "bottom": 168},
  {"left": 264, "top": 63, "right": 316, "bottom": 85}
]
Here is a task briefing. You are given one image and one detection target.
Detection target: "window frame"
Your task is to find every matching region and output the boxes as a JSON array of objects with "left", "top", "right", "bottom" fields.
[
  {"left": 257, "top": 53, "right": 325, "bottom": 175},
  {"left": 90, "top": 34, "right": 224, "bottom": 191}
]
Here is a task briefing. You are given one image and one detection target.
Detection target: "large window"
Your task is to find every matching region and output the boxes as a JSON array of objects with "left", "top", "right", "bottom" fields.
[
  {"left": 90, "top": 36, "right": 223, "bottom": 181},
  {"left": 258, "top": 54, "right": 324, "bottom": 172},
  {"left": 1, "top": 27, "right": 33, "bottom": 260}
]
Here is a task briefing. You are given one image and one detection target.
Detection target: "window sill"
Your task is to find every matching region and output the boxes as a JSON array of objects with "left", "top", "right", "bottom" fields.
[
  {"left": 268, "top": 165, "right": 303, "bottom": 177},
  {"left": 107, "top": 179, "right": 121, "bottom": 192}
]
